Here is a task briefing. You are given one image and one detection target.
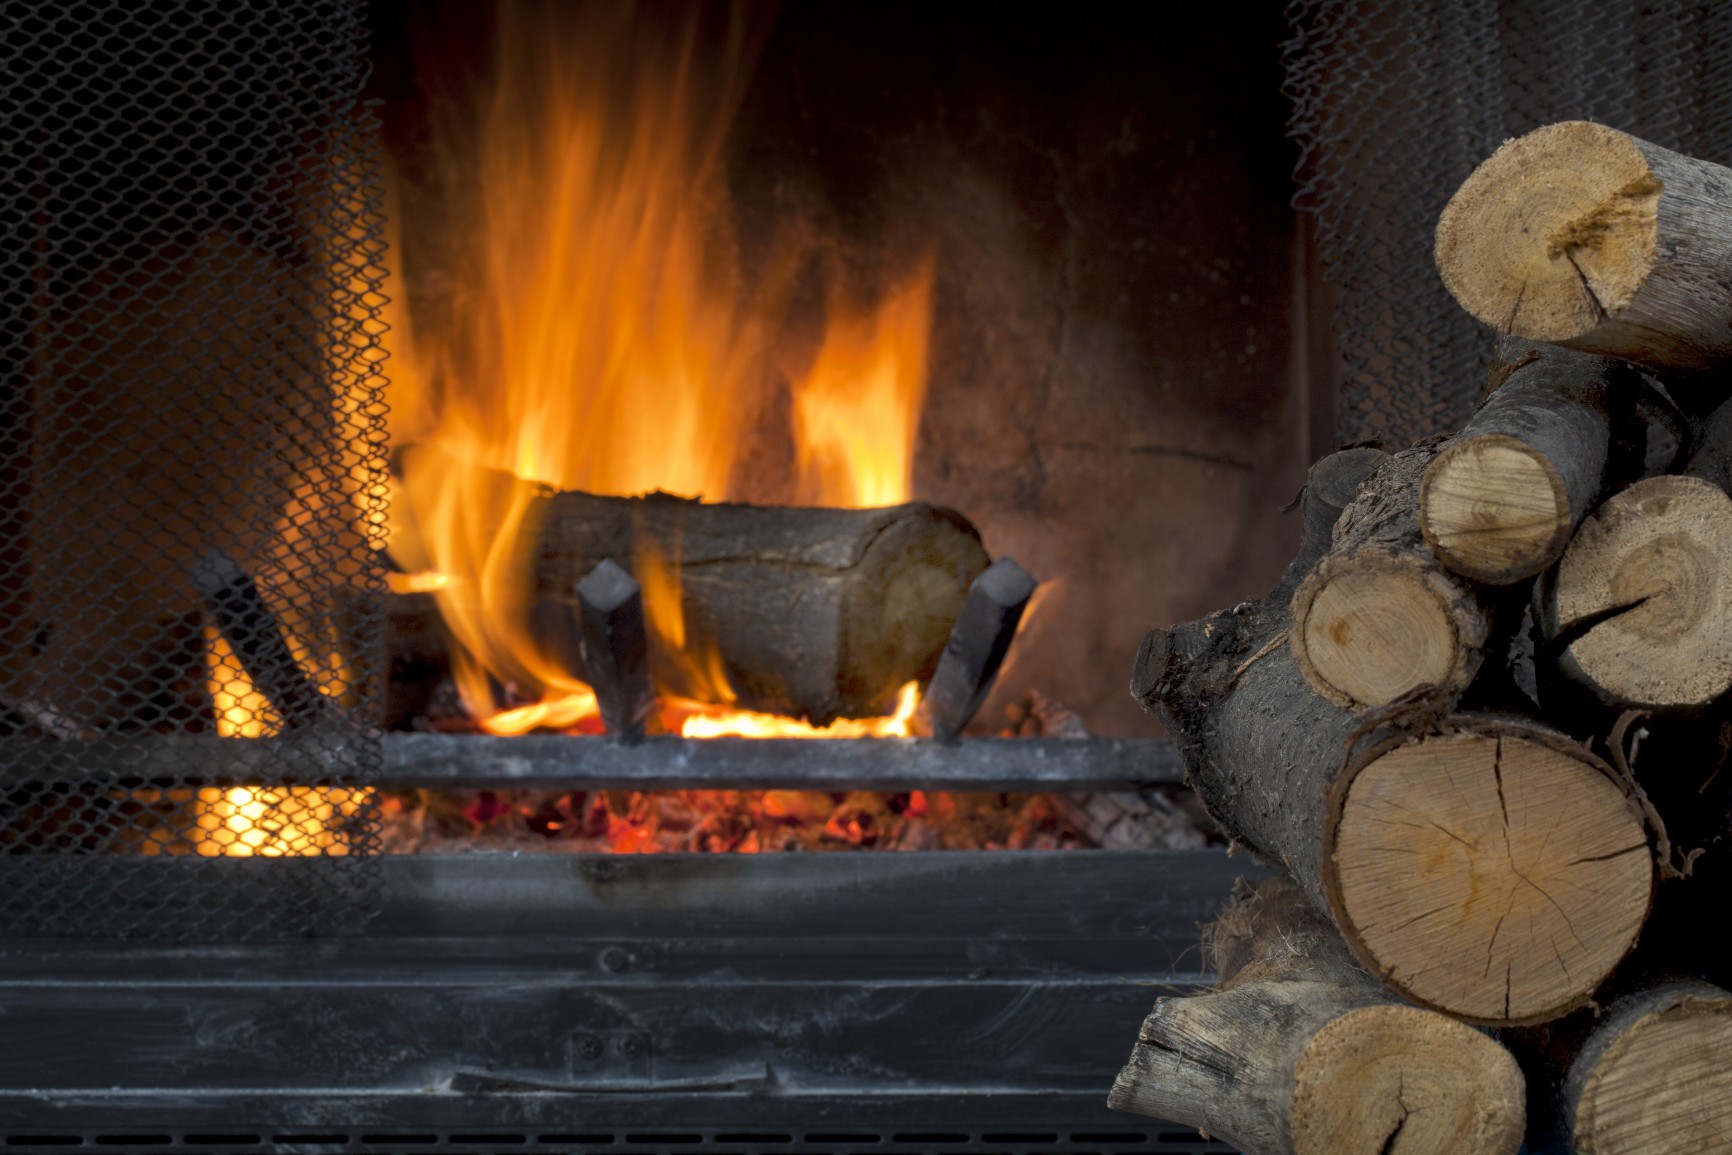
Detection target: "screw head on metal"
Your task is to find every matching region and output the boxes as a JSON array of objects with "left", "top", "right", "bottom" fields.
[
  {"left": 600, "top": 946, "right": 630, "bottom": 972},
  {"left": 576, "top": 1035, "right": 604, "bottom": 1061},
  {"left": 618, "top": 1034, "right": 645, "bottom": 1058}
]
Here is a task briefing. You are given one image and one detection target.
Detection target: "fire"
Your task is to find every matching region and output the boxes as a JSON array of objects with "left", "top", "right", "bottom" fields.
[
  {"left": 204, "top": 625, "right": 279, "bottom": 739},
  {"left": 385, "top": 3, "right": 937, "bottom": 734},
  {"left": 679, "top": 681, "right": 919, "bottom": 739},
  {"left": 194, "top": 785, "right": 363, "bottom": 857},
  {"left": 793, "top": 265, "right": 936, "bottom": 508}
]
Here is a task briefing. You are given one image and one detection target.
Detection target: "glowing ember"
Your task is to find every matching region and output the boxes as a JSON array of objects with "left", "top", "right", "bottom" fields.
[
  {"left": 384, "top": 4, "right": 938, "bottom": 735},
  {"left": 379, "top": 786, "right": 1091, "bottom": 855}
]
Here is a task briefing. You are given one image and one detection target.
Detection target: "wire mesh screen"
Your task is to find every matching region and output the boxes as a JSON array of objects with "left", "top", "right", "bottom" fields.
[
  {"left": 1286, "top": 0, "right": 1732, "bottom": 445},
  {"left": 0, "top": 0, "right": 388, "bottom": 937}
]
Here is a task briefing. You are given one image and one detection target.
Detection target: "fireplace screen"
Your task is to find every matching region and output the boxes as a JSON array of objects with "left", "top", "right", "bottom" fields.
[
  {"left": 0, "top": 0, "right": 388, "bottom": 937},
  {"left": 1286, "top": 0, "right": 1732, "bottom": 446}
]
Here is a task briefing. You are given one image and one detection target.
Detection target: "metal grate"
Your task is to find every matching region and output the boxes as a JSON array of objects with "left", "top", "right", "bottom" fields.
[
  {"left": 1284, "top": 0, "right": 1732, "bottom": 446},
  {"left": 0, "top": 1128, "right": 1236, "bottom": 1155},
  {"left": 0, "top": 0, "right": 388, "bottom": 937}
]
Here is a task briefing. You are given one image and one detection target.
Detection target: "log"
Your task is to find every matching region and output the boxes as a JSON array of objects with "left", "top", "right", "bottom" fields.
[
  {"left": 1298, "top": 446, "right": 1387, "bottom": 570},
  {"left": 534, "top": 489, "right": 991, "bottom": 724},
  {"left": 1137, "top": 450, "right": 1654, "bottom": 1026},
  {"left": 1109, "top": 877, "right": 1526, "bottom": 1155},
  {"left": 1561, "top": 981, "right": 1732, "bottom": 1154},
  {"left": 1534, "top": 474, "right": 1732, "bottom": 711},
  {"left": 1420, "top": 338, "right": 1640, "bottom": 584},
  {"left": 1436, "top": 121, "right": 1732, "bottom": 379},
  {"left": 1323, "top": 719, "right": 1651, "bottom": 1025},
  {"left": 1288, "top": 444, "right": 1492, "bottom": 711}
]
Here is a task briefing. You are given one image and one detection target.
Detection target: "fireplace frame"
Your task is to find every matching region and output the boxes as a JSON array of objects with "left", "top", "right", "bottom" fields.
[{"left": 0, "top": 797, "right": 1242, "bottom": 1153}]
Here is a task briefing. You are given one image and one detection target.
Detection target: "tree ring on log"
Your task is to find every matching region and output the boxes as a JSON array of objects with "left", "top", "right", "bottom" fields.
[
  {"left": 1421, "top": 433, "right": 1572, "bottom": 583},
  {"left": 1289, "top": 549, "right": 1485, "bottom": 710},
  {"left": 1289, "top": 1004, "right": 1526, "bottom": 1155},
  {"left": 1541, "top": 474, "right": 1732, "bottom": 710},
  {"left": 1436, "top": 121, "right": 1659, "bottom": 344},
  {"left": 1324, "top": 725, "right": 1652, "bottom": 1026},
  {"left": 1570, "top": 988, "right": 1732, "bottom": 1154}
]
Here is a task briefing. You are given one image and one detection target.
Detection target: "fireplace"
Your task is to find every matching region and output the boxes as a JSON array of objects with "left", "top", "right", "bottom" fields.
[{"left": 0, "top": 0, "right": 1308, "bottom": 1148}]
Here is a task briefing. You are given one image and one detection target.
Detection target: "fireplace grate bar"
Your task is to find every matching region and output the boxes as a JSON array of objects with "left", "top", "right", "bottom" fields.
[{"left": 375, "top": 734, "right": 1184, "bottom": 792}]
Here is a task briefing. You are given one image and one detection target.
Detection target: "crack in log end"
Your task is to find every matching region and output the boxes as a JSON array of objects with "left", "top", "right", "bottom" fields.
[
  {"left": 1142, "top": 1036, "right": 1237, "bottom": 1084},
  {"left": 1377, "top": 1080, "right": 1410, "bottom": 1155},
  {"left": 1547, "top": 596, "right": 1652, "bottom": 662},
  {"left": 1504, "top": 282, "right": 1527, "bottom": 335},
  {"left": 1493, "top": 737, "right": 1509, "bottom": 830},
  {"left": 1569, "top": 842, "right": 1649, "bottom": 865},
  {"left": 1564, "top": 250, "right": 1610, "bottom": 322}
]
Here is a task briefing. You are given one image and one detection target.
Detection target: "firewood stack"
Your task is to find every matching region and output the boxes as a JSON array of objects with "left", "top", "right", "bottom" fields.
[{"left": 1109, "top": 121, "right": 1732, "bottom": 1155}]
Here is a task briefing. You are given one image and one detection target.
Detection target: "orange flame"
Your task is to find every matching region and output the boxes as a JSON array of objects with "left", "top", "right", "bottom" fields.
[
  {"left": 385, "top": 3, "right": 936, "bottom": 734},
  {"left": 794, "top": 264, "right": 936, "bottom": 508}
]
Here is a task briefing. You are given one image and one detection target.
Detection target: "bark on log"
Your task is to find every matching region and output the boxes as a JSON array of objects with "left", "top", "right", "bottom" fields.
[
  {"left": 1109, "top": 877, "right": 1526, "bottom": 1155},
  {"left": 534, "top": 490, "right": 991, "bottom": 724},
  {"left": 1436, "top": 121, "right": 1732, "bottom": 380},
  {"left": 1420, "top": 338, "right": 1639, "bottom": 585},
  {"left": 1137, "top": 453, "right": 1653, "bottom": 1026},
  {"left": 1561, "top": 981, "right": 1732, "bottom": 1154},
  {"left": 1289, "top": 445, "right": 1492, "bottom": 711}
]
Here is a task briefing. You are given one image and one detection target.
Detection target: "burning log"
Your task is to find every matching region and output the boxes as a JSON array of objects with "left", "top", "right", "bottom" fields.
[
  {"left": 912, "top": 555, "right": 1037, "bottom": 739},
  {"left": 575, "top": 559, "right": 655, "bottom": 742},
  {"left": 1419, "top": 339, "right": 1640, "bottom": 584},
  {"left": 1287, "top": 445, "right": 1492, "bottom": 711},
  {"left": 1436, "top": 121, "right": 1732, "bottom": 381},
  {"left": 534, "top": 489, "right": 991, "bottom": 724},
  {"left": 1136, "top": 448, "right": 1654, "bottom": 1027},
  {"left": 1109, "top": 876, "right": 1527, "bottom": 1155}
]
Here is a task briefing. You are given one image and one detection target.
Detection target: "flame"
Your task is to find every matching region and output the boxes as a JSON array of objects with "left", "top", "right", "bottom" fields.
[
  {"left": 679, "top": 680, "right": 919, "bottom": 739},
  {"left": 387, "top": 570, "right": 454, "bottom": 594},
  {"left": 385, "top": 3, "right": 936, "bottom": 735},
  {"left": 794, "top": 263, "right": 936, "bottom": 508}
]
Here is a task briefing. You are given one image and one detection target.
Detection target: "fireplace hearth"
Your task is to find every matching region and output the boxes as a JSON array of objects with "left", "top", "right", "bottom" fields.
[{"left": 0, "top": 0, "right": 1306, "bottom": 1147}]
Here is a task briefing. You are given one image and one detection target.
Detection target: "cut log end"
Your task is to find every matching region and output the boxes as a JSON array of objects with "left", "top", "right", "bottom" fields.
[
  {"left": 1544, "top": 474, "right": 1732, "bottom": 710},
  {"left": 1290, "top": 550, "right": 1484, "bottom": 710},
  {"left": 1326, "top": 728, "right": 1652, "bottom": 1025},
  {"left": 1420, "top": 434, "right": 1571, "bottom": 583},
  {"left": 1570, "top": 987, "right": 1732, "bottom": 1155},
  {"left": 1289, "top": 1005, "right": 1526, "bottom": 1155},
  {"left": 1436, "top": 120, "right": 1658, "bottom": 344}
]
